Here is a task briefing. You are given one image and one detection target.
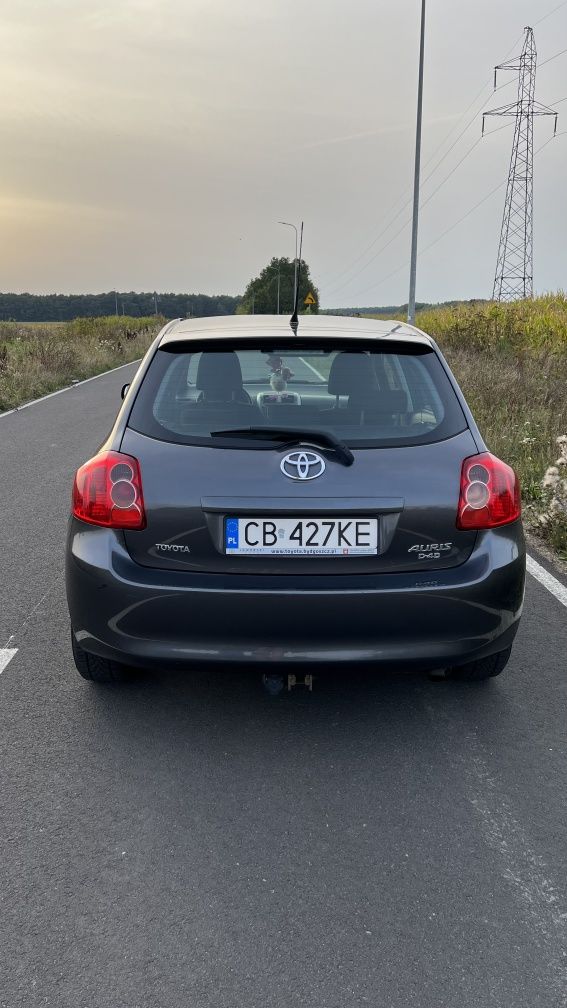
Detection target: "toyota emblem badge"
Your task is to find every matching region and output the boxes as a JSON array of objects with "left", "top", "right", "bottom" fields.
[{"left": 280, "top": 450, "right": 326, "bottom": 481}]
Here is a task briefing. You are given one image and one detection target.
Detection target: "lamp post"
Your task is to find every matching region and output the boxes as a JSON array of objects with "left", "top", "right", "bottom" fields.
[
  {"left": 278, "top": 221, "right": 298, "bottom": 309},
  {"left": 407, "top": 0, "right": 426, "bottom": 325}
]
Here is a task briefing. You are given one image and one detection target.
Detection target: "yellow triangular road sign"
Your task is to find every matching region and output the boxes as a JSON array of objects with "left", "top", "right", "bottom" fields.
[{"left": 304, "top": 291, "right": 317, "bottom": 305}]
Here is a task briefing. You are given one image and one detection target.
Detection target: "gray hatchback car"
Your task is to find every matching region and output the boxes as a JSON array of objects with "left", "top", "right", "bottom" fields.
[{"left": 66, "top": 315, "right": 525, "bottom": 685}]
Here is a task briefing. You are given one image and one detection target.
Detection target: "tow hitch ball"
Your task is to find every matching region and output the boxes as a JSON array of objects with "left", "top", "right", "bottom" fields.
[{"left": 262, "top": 673, "right": 314, "bottom": 695}]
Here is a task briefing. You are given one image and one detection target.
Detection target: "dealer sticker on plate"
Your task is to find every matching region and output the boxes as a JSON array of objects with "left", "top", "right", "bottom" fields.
[{"left": 225, "top": 517, "right": 378, "bottom": 556}]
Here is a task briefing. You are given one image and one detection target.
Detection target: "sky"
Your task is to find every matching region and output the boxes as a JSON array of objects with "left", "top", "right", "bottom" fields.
[{"left": 0, "top": 0, "right": 566, "bottom": 307}]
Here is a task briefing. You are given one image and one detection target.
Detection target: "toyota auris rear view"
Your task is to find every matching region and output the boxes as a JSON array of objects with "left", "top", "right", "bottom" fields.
[{"left": 66, "top": 316, "right": 525, "bottom": 684}]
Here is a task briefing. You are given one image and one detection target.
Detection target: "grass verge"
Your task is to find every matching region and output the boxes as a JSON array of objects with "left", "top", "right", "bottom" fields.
[
  {"left": 367, "top": 295, "right": 567, "bottom": 560},
  {"left": 0, "top": 316, "right": 162, "bottom": 413},
  {"left": 2, "top": 301, "right": 565, "bottom": 559}
]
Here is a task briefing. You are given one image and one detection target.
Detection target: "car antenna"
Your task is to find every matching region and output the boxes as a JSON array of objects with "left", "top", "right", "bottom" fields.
[{"left": 289, "top": 221, "right": 304, "bottom": 335}]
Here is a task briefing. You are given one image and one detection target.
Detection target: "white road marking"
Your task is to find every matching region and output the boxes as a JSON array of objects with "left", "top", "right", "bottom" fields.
[
  {"left": 0, "top": 359, "right": 141, "bottom": 420},
  {"left": 299, "top": 356, "right": 326, "bottom": 382},
  {"left": 527, "top": 554, "right": 567, "bottom": 609},
  {"left": 423, "top": 702, "right": 567, "bottom": 1007},
  {"left": 0, "top": 649, "right": 18, "bottom": 675}
]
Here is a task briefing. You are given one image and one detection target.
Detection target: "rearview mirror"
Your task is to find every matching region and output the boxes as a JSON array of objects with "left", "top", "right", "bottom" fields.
[{"left": 121, "top": 383, "right": 130, "bottom": 400}]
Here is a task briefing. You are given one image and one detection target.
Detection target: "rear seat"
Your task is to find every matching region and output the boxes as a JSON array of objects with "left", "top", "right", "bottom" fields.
[
  {"left": 349, "top": 388, "right": 409, "bottom": 423},
  {"left": 155, "top": 351, "right": 262, "bottom": 432},
  {"left": 328, "top": 353, "right": 409, "bottom": 426}
]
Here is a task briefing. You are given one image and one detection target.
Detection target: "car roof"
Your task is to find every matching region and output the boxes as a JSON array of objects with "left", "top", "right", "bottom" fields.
[{"left": 158, "top": 314, "right": 434, "bottom": 348}]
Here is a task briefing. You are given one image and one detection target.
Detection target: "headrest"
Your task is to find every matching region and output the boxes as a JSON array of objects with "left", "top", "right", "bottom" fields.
[
  {"left": 196, "top": 352, "right": 243, "bottom": 395},
  {"left": 350, "top": 388, "right": 409, "bottom": 413},
  {"left": 328, "top": 352, "right": 377, "bottom": 396}
]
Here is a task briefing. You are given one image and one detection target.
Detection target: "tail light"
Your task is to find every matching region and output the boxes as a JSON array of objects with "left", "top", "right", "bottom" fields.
[
  {"left": 72, "top": 451, "right": 146, "bottom": 529},
  {"left": 456, "top": 453, "right": 520, "bottom": 532},
  {"left": 457, "top": 452, "right": 521, "bottom": 530}
]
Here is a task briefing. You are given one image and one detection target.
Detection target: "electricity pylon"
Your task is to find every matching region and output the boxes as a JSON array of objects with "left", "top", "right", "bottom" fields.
[{"left": 483, "top": 27, "right": 557, "bottom": 301}]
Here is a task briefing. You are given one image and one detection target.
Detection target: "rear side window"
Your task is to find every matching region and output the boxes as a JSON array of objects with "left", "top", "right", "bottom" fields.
[{"left": 128, "top": 339, "right": 467, "bottom": 448}]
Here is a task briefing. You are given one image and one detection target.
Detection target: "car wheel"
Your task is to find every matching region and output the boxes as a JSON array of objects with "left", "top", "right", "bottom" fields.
[
  {"left": 448, "top": 646, "right": 512, "bottom": 683},
  {"left": 71, "top": 633, "right": 132, "bottom": 683}
]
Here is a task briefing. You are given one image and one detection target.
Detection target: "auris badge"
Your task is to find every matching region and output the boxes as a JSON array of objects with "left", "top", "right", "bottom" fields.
[{"left": 280, "top": 451, "right": 326, "bottom": 481}]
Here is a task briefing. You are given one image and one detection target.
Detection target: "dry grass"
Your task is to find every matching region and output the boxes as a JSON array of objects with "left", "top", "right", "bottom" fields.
[
  {"left": 0, "top": 316, "right": 162, "bottom": 413},
  {"left": 386, "top": 295, "right": 567, "bottom": 558},
  {"left": 442, "top": 344, "right": 567, "bottom": 557},
  {"left": 2, "top": 301, "right": 565, "bottom": 558},
  {"left": 416, "top": 292, "right": 567, "bottom": 355}
]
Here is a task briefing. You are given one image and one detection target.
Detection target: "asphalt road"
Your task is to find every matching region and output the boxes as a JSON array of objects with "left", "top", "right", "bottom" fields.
[{"left": 1, "top": 363, "right": 567, "bottom": 1008}]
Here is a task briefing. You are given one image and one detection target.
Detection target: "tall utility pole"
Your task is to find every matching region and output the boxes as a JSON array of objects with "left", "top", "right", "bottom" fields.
[
  {"left": 407, "top": 0, "right": 426, "bottom": 325},
  {"left": 483, "top": 28, "right": 557, "bottom": 301},
  {"left": 278, "top": 221, "right": 298, "bottom": 303}
]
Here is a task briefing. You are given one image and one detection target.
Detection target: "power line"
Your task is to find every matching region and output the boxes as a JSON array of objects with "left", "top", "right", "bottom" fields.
[
  {"left": 325, "top": 132, "right": 485, "bottom": 299},
  {"left": 327, "top": 123, "right": 516, "bottom": 299},
  {"left": 534, "top": 0, "right": 567, "bottom": 27},
  {"left": 321, "top": 80, "right": 500, "bottom": 292},
  {"left": 539, "top": 45, "right": 567, "bottom": 68},
  {"left": 321, "top": 53, "right": 516, "bottom": 286},
  {"left": 418, "top": 131, "right": 565, "bottom": 261},
  {"left": 322, "top": 30, "right": 567, "bottom": 300},
  {"left": 333, "top": 131, "right": 565, "bottom": 306},
  {"left": 324, "top": 122, "right": 489, "bottom": 298},
  {"left": 320, "top": 36, "right": 526, "bottom": 292},
  {"left": 483, "top": 120, "right": 516, "bottom": 137},
  {"left": 325, "top": 90, "right": 555, "bottom": 303},
  {"left": 488, "top": 42, "right": 567, "bottom": 101}
]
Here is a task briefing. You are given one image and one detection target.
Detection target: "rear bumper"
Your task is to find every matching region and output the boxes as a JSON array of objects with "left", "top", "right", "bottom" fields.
[{"left": 66, "top": 520, "right": 525, "bottom": 672}]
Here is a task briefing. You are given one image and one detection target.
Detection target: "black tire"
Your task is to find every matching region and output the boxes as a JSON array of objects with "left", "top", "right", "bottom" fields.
[
  {"left": 71, "top": 633, "right": 132, "bottom": 683},
  {"left": 448, "top": 646, "right": 512, "bottom": 683}
]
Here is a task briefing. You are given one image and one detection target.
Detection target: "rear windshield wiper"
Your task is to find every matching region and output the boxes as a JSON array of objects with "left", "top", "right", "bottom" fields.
[{"left": 210, "top": 427, "right": 354, "bottom": 467}]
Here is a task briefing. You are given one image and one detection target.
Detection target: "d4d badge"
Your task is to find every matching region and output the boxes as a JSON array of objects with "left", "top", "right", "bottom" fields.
[{"left": 408, "top": 542, "right": 452, "bottom": 560}]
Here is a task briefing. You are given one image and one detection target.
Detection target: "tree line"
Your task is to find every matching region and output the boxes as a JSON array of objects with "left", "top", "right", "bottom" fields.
[
  {"left": 0, "top": 257, "right": 321, "bottom": 322},
  {"left": 0, "top": 291, "right": 240, "bottom": 322}
]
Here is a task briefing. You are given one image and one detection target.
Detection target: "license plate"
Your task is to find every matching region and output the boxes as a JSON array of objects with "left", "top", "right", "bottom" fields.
[{"left": 225, "top": 517, "right": 378, "bottom": 556}]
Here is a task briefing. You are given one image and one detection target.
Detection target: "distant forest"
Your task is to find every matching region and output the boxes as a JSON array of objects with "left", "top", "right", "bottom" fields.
[
  {"left": 0, "top": 291, "right": 240, "bottom": 322},
  {"left": 326, "top": 299, "right": 487, "bottom": 316}
]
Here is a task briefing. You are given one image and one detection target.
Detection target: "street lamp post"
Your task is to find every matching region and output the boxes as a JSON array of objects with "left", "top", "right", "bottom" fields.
[
  {"left": 407, "top": 0, "right": 426, "bottom": 325},
  {"left": 278, "top": 221, "right": 298, "bottom": 309}
]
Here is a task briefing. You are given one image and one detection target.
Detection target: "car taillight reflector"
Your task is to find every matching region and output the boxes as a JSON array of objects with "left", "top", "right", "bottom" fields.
[
  {"left": 457, "top": 452, "right": 521, "bottom": 530},
  {"left": 72, "top": 451, "right": 146, "bottom": 529}
]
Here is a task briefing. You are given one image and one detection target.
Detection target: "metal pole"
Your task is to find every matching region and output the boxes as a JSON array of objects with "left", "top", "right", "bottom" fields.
[
  {"left": 407, "top": 0, "right": 426, "bottom": 325},
  {"left": 277, "top": 267, "right": 281, "bottom": 314},
  {"left": 278, "top": 222, "right": 298, "bottom": 307}
]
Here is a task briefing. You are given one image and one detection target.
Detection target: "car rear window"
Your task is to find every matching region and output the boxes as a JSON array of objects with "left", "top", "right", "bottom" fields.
[{"left": 127, "top": 339, "right": 467, "bottom": 448}]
